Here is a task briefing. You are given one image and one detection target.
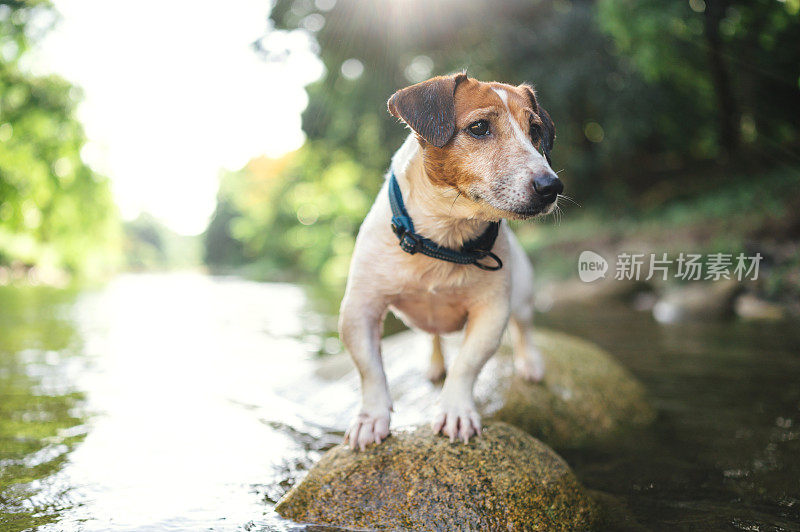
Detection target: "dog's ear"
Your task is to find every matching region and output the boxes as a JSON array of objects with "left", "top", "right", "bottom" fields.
[
  {"left": 537, "top": 107, "right": 556, "bottom": 165},
  {"left": 387, "top": 73, "right": 468, "bottom": 148},
  {"left": 521, "top": 85, "right": 556, "bottom": 165}
]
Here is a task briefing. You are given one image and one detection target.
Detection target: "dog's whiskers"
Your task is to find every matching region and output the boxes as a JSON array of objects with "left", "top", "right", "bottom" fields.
[
  {"left": 556, "top": 203, "right": 565, "bottom": 226},
  {"left": 557, "top": 194, "right": 581, "bottom": 207}
]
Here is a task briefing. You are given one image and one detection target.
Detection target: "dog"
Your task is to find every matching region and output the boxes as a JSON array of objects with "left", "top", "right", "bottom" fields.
[{"left": 339, "top": 73, "right": 562, "bottom": 450}]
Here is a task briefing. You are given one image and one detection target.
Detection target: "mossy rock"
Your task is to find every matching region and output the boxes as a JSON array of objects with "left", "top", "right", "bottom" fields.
[
  {"left": 275, "top": 422, "right": 601, "bottom": 530},
  {"left": 485, "top": 330, "right": 656, "bottom": 448}
]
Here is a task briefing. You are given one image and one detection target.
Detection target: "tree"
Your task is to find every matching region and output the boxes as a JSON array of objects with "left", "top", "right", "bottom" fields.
[
  {"left": 599, "top": 0, "right": 800, "bottom": 161},
  {"left": 0, "top": 0, "right": 119, "bottom": 278}
]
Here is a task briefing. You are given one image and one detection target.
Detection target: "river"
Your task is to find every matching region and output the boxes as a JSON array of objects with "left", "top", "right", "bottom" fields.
[{"left": 0, "top": 273, "right": 798, "bottom": 530}]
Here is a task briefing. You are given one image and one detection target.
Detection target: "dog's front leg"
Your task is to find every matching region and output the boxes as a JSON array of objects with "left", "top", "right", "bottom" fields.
[
  {"left": 433, "top": 300, "right": 510, "bottom": 443},
  {"left": 339, "top": 296, "right": 392, "bottom": 451}
]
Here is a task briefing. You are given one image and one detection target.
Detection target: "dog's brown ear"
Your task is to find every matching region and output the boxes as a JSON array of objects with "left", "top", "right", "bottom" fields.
[
  {"left": 522, "top": 85, "right": 556, "bottom": 165},
  {"left": 388, "top": 73, "right": 467, "bottom": 148}
]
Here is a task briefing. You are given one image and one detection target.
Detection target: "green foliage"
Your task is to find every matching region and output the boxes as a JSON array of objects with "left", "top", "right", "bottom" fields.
[
  {"left": 0, "top": 1, "right": 119, "bottom": 279},
  {"left": 599, "top": 0, "right": 800, "bottom": 158},
  {"left": 123, "top": 213, "right": 201, "bottom": 271},
  {"left": 203, "top": 196, "right": 244, "bottom": 268},
  {"left": 206, "top": 146, "right": 374, "bottom": 285}
]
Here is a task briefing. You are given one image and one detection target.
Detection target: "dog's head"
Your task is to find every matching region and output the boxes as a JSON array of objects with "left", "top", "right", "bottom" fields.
[{"left": 388, "top": 73, "right": 562, "bottom": 219}]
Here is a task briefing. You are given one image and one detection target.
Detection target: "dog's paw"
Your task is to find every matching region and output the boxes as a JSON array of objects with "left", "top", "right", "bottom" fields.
[
  {"left": 515, "top": 347, "right": 545, "bottom": 382},
  {"left": 344, "top": 409, "right": 390, "bottom": 451},
  {"left": 432, "top": 400, "right": 482, "bottom": 444}
]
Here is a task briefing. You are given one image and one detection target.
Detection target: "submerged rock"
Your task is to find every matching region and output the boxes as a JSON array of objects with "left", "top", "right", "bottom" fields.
[
  {"left": 487, "top": 330, "right": 656, "bottom": 448},
  {"left": 734, "top": 292, "right": 786, "bottom": 321},
  {"left": 652, "top": 280, "right": 741, "bottom": 323},
  {"left": 275, "top": 422, "right": 602, "bottom": 530}
]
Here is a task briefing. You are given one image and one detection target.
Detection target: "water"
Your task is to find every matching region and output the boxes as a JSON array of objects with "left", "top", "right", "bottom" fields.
[
  {"left": 537, "top": 302, "right": 800, "bottom": 531},
  {"left": 0, "top": 273, "right": 798, "bottom": 531}
]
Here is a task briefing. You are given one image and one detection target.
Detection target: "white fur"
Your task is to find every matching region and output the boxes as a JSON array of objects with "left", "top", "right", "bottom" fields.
[{"left": 339, "top": 135, "right": 545, "bottom": 449}]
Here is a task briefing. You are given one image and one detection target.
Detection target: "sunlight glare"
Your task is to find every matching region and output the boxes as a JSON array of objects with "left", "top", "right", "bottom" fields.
[{"left": 32, "top": 0, "right": 323, "bottom": 235}]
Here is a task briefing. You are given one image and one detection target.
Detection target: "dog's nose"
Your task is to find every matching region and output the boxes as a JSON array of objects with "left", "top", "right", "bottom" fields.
[{"left": 532, "top": 173, "right": 563, "bottom": 201}]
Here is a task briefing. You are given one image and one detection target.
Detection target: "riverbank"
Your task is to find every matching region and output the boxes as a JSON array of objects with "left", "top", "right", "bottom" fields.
[{"left": 516, "top": 166, "right": 800, "bottom": 316}]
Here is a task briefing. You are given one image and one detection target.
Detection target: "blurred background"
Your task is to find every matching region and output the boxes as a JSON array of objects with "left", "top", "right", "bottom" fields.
[
  {"left": 1, "top": 0, "right": 800, "bottom": 530},
  {"left": 0, "top": 0, "right": 798, "bottom": 298}
]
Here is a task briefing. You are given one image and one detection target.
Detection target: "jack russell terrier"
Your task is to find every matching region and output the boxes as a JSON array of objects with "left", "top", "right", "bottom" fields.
[{"left": 339, "top": 73, "right": 562, "bottom": 450}]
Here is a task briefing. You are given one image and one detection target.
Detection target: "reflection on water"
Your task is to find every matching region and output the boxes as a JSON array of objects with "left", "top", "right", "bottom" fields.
[
  {"left": 1, "top": 274, "right": 345, "bottom": 531},
  {"left": 0, "top": 273, "right": 798, "bottom": 531},
  {"left": 0, "top": 285, "right": 85, "bottom": 530}
]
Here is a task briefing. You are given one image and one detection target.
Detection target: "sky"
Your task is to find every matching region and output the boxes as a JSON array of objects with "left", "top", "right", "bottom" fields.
[{"left": 33, "top": 0, "right": 323, "bottom": 235}]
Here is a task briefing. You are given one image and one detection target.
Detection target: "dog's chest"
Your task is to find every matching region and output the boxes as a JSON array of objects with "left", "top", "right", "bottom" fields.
[{"left": 389, "top": 287, "right": 471, "bottom": 334}]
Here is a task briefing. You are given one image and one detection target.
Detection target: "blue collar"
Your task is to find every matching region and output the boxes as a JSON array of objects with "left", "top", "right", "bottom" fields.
[{"left": 388, "top": 171, "right": 503, "bottom": 270}]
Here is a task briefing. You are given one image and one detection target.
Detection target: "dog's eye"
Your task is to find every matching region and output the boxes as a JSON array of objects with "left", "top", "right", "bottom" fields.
[{"left": 467, "top": 120, "right": 490, "bottom": 137}]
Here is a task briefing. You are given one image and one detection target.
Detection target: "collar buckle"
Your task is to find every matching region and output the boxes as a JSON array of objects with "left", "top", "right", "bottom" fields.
[
  {"left": 398, "top": 230, "right": 422, "bottom": 254},
  {"left": 391, "top": 221, "right": 422, "bottom": 254}
]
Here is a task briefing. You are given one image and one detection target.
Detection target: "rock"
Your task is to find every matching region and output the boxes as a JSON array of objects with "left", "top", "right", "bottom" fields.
[
  {"left": 487, "top": 330, "right": 656, "bottom": 449},
  {"left": 540, "top": 277, "right": 654, "bottom": 309},
  {"left": 297, "top": 328, "right": 655, "bottom": 450},
  {"left": 275, "top": 422, "right": 602, "bottom": 531},
  {"left": 652, "top": 280, "right": 741, "bottom": 323},
  {"left": 734, "top": 293, "right": 786, "bottom": 321}
]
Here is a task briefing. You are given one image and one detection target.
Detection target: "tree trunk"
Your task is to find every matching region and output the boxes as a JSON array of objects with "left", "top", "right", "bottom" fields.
[{"left": 703, "top": 0, "right": 740, "bottom": 158}]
